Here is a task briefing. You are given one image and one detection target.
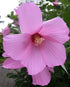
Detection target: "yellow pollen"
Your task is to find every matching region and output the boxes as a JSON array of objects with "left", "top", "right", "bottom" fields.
[
  {"left": 31, "top": 33, "right": 44, "bottom": 46},
  {"left": 34, "top": 37, "right": 44, "bottom": 46}
]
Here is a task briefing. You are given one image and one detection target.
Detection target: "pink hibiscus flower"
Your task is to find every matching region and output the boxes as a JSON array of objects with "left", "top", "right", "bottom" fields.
[
  {"left": 3, "top": 3, "right": 69, "bottom": 76},
  {"left": 2, "top": 26, "right": 10, "bottom": 36},
  {"left": 53, "top": 0, "right": 59, "bottom": 6},
  {"left": 2, "top": 53, "right": 53, "bottom": 86}
]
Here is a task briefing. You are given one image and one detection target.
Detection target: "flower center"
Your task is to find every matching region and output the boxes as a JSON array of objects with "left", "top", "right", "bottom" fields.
[{"left": 31, "top": 33, "right": 44, "bottom": 46}]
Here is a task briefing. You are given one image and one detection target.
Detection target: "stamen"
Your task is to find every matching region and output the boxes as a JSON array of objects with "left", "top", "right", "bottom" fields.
[
  {"left": 35, "top": 37, "right": 44, "bottom": 46},
  {"left": 31, "top": 33, "right": 44, "bottom": 46}
]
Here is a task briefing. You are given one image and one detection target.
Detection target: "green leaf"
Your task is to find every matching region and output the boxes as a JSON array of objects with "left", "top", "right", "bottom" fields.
[{"left": 7, "top": 73, "right": 17, "bottom": 78}]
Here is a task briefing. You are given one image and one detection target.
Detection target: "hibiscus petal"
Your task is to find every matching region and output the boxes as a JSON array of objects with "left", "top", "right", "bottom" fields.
[
  {"left": 32, "top": 67, "right": 51, "bottom": 86},
  {"left": 15, "top": 3, "right": 42, "bottom": 34},
  {"left": 3, "top": 58, "right": 23, "bottom": 69},
  {"left": 21, "top": 45, "right": 46, "bottom": 75},
  {"left": 39, "top": 17, "right": 69, "bottom": 44},
  {"left": 2, "top": 52, "right": 9, "bottom": 57},
  {"left": 40, "top": 38, "right": 66, "bottom": 67},
  {"left": 3, "top": 34, "right": 31, "bottom": 60}
]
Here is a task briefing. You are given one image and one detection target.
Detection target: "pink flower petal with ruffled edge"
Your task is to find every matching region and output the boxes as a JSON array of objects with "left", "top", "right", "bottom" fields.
[
  {"left": 15, "top": 3, "right": 42, "bottom": 34},
  {"left": 32, "top": 67, "right": 51, "bottom": 86},
  {"left": 3, "top": 33, "right": 31, "bottom": 60},
  {"left": 3, "top": 58, "right": 23, "bottom": 69},
  {"left": 39, "top": 17, "right": 69, "bottom": 44},
  {"left": 21, "top": 45, "right": 46, "bottom": 75},
  {"left": 40, "top": 37, "right": 66, "bottom": 67}
]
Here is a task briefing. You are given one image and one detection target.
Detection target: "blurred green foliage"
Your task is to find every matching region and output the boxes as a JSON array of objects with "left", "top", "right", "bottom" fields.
[
  {"left": 39, "top": 0, "right": 70, "bottom": 28},
  {"left": 0, "top": 33, "right": 4, "bottom": 63},
  {"left": 0, "top": 0, "right": 70, "bottom": 87},
  {"left": 7, "top": 11, "right": 18, "bottom": 21}
]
